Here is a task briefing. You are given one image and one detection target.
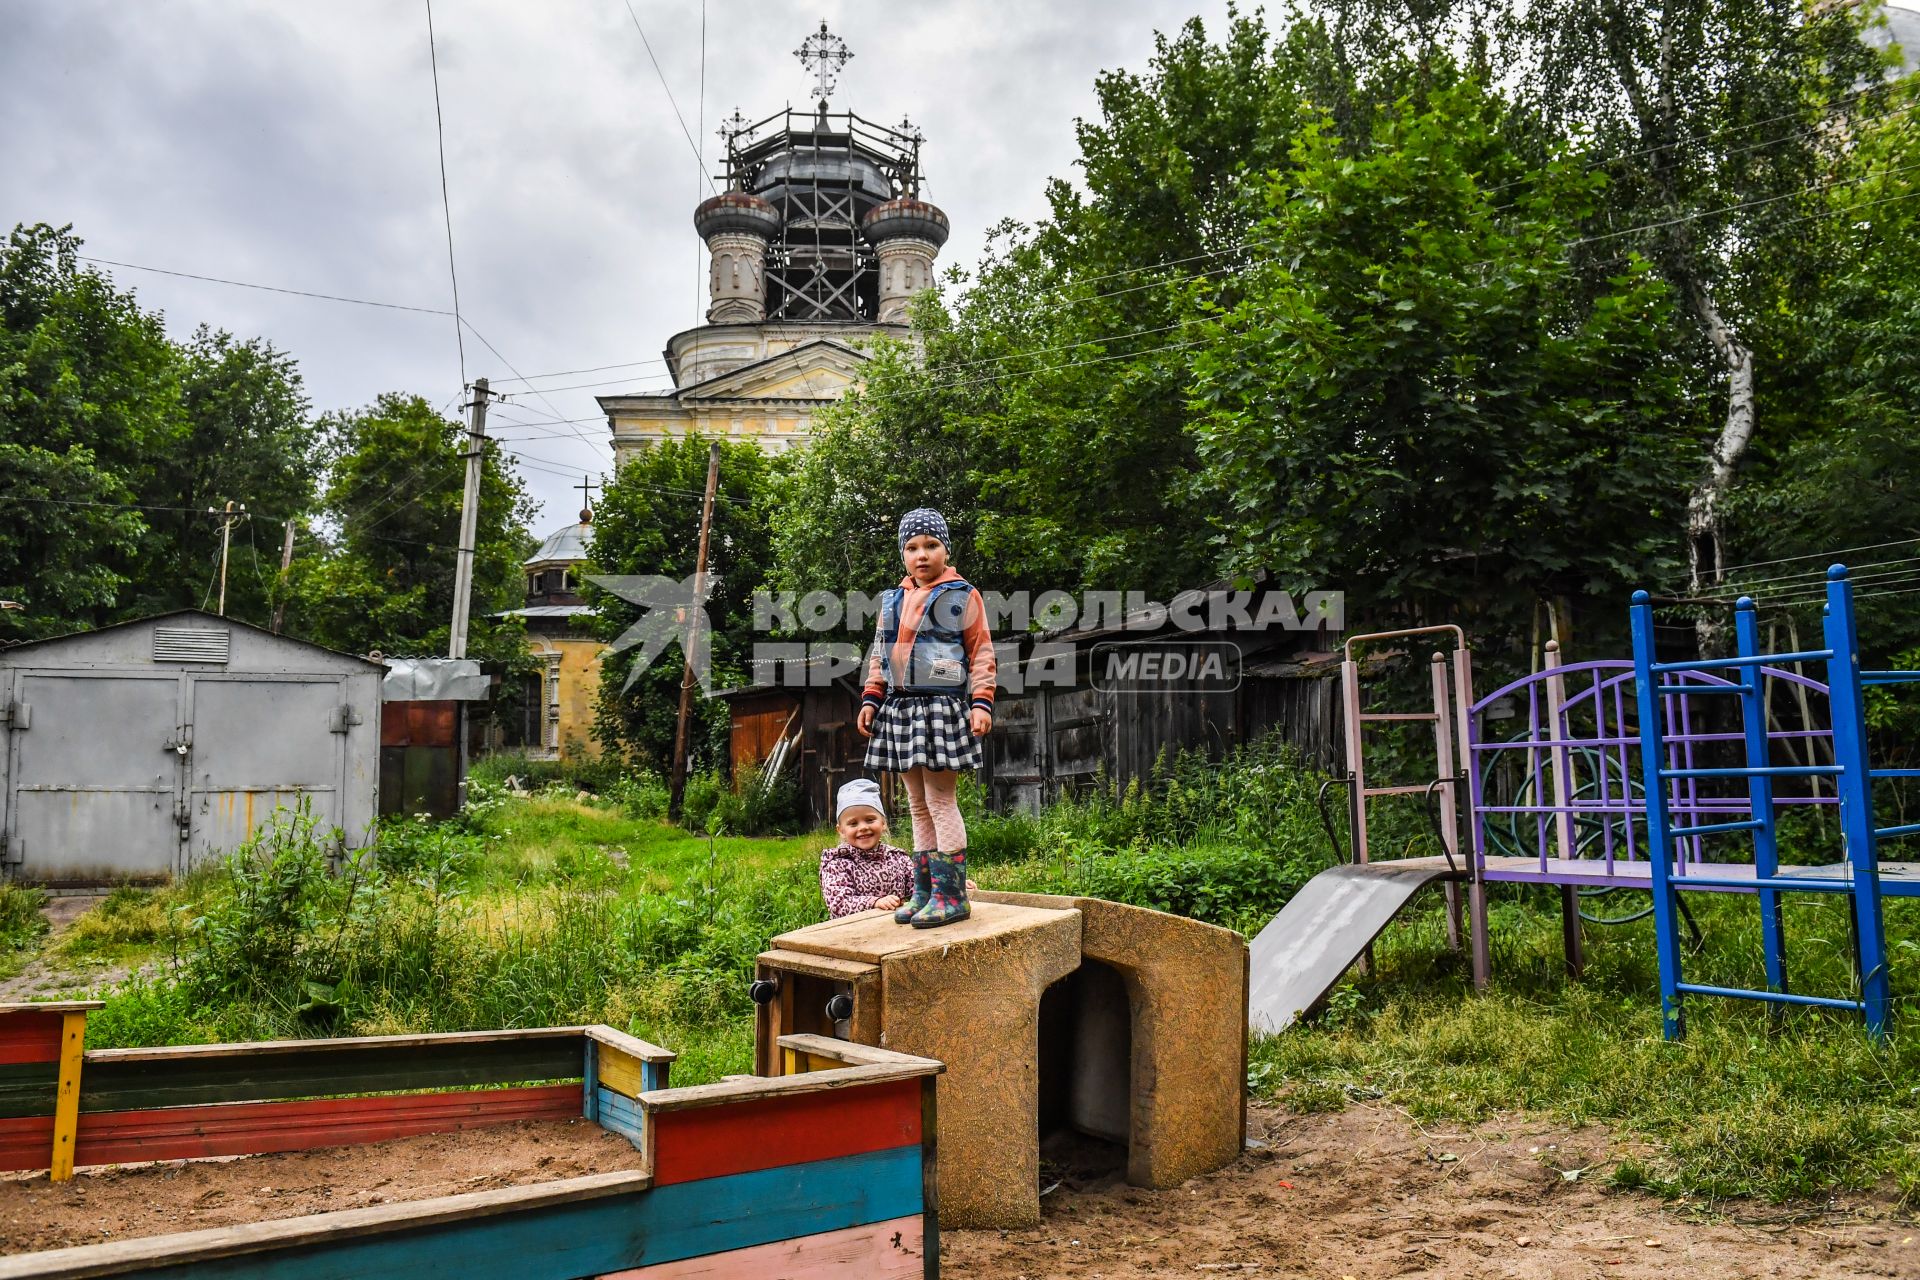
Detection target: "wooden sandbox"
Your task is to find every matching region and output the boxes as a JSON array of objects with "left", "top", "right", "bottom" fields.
[{"left": 0, "top": 1003, "right": 943, "bottom": 1279}]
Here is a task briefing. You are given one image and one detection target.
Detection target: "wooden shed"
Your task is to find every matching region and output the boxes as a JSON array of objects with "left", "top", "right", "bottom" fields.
[
  {"left": 716, "top": 662, "right": 873, "bottom": 826},
  {"left": 983, "top": 581, "right": 1345, "bottom": 812}
]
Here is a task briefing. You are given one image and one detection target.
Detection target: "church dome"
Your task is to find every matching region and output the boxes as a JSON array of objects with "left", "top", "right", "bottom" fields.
[{"left": 525, "top": 511, "right": 592, "bottom": 569}]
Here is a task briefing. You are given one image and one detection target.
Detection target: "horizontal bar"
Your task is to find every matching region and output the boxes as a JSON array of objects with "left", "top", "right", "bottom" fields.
[
  {"left": 1651, "top": 650, "right": 1832, "bottom": 674},
  {"left": 1358, "top": 712, "right": 1439, "bottom": 722},
  {"left": 1877, "top": 823, "right": 1920, "bottom": 840},
  {"left": 1658, "top": 765, "right": 1842, "bottom": 779},
  {"left": 1872, "top": 769, "right": 1920, "bottom": 779},
  {"left": 1668, "top": 874, "right": 1859, "bottom": 893},
  {"left": 1674, "top": 982, "right": 1865, "bottom": 1012},
  {"left": 1656, "top": 682, "right": 1748, "bottom": 696},
  {"left": 1362, "top": 783, "right": 1438, "bottom": 797},
  {"left": 1862, "top": 671, "right": 1920, "bottom": 685},
  {"left": 1666, "top": 818, "right": 1765, "bottom": 839}
]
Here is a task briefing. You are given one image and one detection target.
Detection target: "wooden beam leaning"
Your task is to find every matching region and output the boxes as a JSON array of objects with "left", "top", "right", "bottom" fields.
[{"left": 47, "top": 1013, "right": 85, "bottom": 1182}]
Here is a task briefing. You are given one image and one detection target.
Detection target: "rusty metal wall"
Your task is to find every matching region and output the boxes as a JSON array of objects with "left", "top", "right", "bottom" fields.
[{"left": 0, "top": 613, "right": 381, "bottom": 885}]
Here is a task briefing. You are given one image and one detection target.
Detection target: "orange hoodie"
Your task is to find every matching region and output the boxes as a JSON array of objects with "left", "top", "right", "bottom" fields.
[{"left": 861, "top": 566, "right": 997, "bottom": 714}]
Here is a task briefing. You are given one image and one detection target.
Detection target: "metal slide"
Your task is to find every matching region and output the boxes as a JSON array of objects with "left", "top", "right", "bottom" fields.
[{"left": 1247, "top": 858, "right": 1461, "bottom": 1034}]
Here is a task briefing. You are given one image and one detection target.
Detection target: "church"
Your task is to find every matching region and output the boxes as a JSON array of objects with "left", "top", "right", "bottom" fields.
[
  {"left": 599, "top": 23, "right": 952, "bottom": 459},
  {"left": 500, "top": 27, "right": 955, "bottom": 764}
]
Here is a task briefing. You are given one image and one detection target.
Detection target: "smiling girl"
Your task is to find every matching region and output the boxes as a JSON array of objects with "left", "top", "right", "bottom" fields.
[{"left": 856, "top": 507, "right": 996, "bottom": 928}]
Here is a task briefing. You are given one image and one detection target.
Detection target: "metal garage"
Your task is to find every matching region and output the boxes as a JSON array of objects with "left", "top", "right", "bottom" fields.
[{"left": 0, "top": 611, "right": 382, "bottom": 885}]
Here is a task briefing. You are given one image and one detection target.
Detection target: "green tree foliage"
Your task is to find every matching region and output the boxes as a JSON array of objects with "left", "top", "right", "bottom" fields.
[
  {"left": 0, "top": 225, "right": 185, "bottom": 636},
  {"left": 284, "top": 394, "right": 534, "bottom": 664},
  {"left": 1728, "top": 74, "right": 1920, "bottom": 642},
  {"left": 1186, "top": 83, "right": 1693, "bottom": 639},
  {"left": 586, "top": 438, "right": 787, "bottom": 772},
  {"left": 1502, "top": 0, "right": 1888, "bottom": 609},
  {"left": 0, "top": 223, "right": 315, "bottom": 637}
]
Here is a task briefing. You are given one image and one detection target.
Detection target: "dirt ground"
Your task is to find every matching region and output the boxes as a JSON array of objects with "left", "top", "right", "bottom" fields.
[
  {"left": 945, "top": 1103, "right": 1919, "bottom": 1279},
  {"left": 0, "top": 1118, "right": 645, "bottom": 1255}
]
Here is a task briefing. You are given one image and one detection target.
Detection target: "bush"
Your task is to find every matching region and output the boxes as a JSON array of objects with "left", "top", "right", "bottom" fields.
[
  {"left": 705, "top": 763, "right": 805, "bottom": 837},
  {"left": 0, "top": 883, "right": 48, "bottom": 953}
]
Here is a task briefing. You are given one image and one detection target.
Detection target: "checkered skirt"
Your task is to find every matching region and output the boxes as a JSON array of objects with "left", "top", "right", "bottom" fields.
[{"left": 863, "top": 693, "right": 982, "bottom": 772}]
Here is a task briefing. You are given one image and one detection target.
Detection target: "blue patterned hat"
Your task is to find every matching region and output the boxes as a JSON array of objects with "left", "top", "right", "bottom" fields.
[{"left": 898, "top": 507, "right": 949, "bottom": 554}]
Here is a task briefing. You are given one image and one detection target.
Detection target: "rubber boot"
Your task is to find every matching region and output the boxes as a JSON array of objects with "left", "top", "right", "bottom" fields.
[
  {"left": 909, "top": 850, "right": 970, "bottom": 929},
  {"left": 895, "top": 851, "right": 934, "bottom": 923}
]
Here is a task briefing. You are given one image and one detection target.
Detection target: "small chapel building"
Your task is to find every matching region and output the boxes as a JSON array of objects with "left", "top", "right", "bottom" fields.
[{"left": 497, "top": 506, "right": 603, "bottom": 762}]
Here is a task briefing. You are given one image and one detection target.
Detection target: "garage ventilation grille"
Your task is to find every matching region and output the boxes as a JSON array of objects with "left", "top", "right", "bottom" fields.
[{"left": 152, "top": 628, "right": 230, "bottom": 664}]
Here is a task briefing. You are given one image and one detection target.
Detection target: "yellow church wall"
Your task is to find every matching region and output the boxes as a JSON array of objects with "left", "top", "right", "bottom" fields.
[{"left": 531, "top": 635, "right": 605, "bottom": 762}]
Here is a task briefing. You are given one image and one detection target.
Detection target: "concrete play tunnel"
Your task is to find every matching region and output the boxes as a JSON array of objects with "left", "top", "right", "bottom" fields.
[{"left": 754, "top": 892, "right": 1248, "bottom": 1228}]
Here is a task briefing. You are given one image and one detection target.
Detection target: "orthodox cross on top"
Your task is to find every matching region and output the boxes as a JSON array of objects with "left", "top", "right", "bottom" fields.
[
  {"left": 577, "top": 474, "right": 598, "bottom": 521},
  {"left": 717, "top": 106, "right": 749, "bottom": 147},
  {"left": 794, "top": 20, "right": 852, "bottom": 114}
]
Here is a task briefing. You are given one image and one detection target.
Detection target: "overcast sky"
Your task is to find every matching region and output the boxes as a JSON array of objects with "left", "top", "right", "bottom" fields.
[{"left": 2, "top": 0, "right": 1239, "bottom": 535}]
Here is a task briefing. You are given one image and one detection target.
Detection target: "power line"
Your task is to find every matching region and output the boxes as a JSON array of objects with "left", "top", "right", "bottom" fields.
[
  {"left": 493, "top": 371, "right": 678, "bottom": 396},
  {"left": 489, "top": 355, "right": 672, "bottom": 384},
  {"left": 621, "top": 0, "right": 719, "bottom": 198},
  {"left": 1700, "top": 551, "right": 1920, "bottom": 595},
  {"left": 424, "top": 0, "right": 468, "bottom": 389},
  {"left": 458, "top": 318, "right": 612, "bottom": 454},
  {"left": 74, "top": 256, "right": 452, "bottom": 316}
]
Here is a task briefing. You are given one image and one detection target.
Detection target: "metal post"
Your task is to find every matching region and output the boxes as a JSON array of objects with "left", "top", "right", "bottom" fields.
[
  {"left": 1544, "top": 640, "right": 1585, "bottom": 978},
  {"left": 1630, "top": 591, "right": 1686, "bottom": 1040},
  {"left": 1734, "top": 598, "right": 1786, "bottom": 994},
  {"left": 1821, "top": 568, "right": 1890, "bottom": 1038},
  {"left": 1340, "top": 658, "right": 1368, "bottom": 864},
  {"left": 448, "top": 378, "right": 489, "bottom": 660},
  {"left": 1430, "top": 653, "right": 1463, "bottom": 952},
  {"left": 668, "top": 443, "right": 722, "bottom": 822}
]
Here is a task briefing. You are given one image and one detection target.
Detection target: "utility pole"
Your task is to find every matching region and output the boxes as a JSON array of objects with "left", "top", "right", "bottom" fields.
[
  {"left": 668, "top": 442, "right": 721, "bottom": 821},
  {"left": 448, "top": 377, "right": 490, "bottom": 659},
  {"left": 209, "top": 501, "right": 246, "bottom": 617},
  {"left": 270, "top": 519, "right": 297, "bottom": 634}
]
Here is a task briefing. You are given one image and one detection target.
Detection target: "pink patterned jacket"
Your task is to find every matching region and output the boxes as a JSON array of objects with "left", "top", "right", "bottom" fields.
[{"left": 819, "top": 842, "right": 913, "bottom": 918}]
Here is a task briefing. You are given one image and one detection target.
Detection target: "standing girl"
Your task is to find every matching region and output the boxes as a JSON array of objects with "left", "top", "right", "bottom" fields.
[{"left": 857, "top": 508, "right": 996, "bottom": 928}]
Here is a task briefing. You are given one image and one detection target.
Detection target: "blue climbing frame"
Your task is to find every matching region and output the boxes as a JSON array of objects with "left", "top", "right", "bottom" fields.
[{"left": 1628, "top": 565, "right": 1920, "bottom": 1040}]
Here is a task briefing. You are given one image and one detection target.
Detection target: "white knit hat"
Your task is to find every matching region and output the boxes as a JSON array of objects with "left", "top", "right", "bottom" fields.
[{"left": 835, "top": 777, "right": 885, "bottom": 821}]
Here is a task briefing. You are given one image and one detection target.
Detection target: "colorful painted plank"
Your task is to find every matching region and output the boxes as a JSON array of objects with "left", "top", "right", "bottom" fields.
[
  {"left": 598, "top": 1214, "right": 927, "bottom": 1279},
  {"left": 596, "top": 1043, "right": 647, "bottom": 1100},
  {"left": 68, "top": 1036, "right": 584, "bottom": 1114},
  {"left": 594, "top": 1086, "right": 645, "bottom": 1149},
  {"left": 0, "top": 1146, "right": 923, "bottom": 1280},
  {"left": 0, "top": 1012, "right": 65, "bottom": 1067},
  {"left": 649, "top": 1077, "right": 921, "bottom": 1187},
  {"left": 64, "top": 1084, "right": 582, "bottom": 1169},
  {"left": 0, "top": 1061, "right": 58, "bottom": 1117},
  {"left": 0, "top": 1114, "right": 52, "bottom": 1172}
]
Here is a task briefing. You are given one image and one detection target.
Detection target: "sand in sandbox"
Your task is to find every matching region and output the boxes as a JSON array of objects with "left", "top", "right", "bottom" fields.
[{"left": 0, "top": 1117, "right": 644, "bottom": 1256}]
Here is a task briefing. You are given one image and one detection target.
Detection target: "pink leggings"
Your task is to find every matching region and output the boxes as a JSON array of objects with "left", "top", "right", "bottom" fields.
[{"left": 901, "top": 768, "right": 967, "bottom": 852}]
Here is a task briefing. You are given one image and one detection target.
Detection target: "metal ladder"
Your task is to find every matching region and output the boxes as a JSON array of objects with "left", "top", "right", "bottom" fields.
[{"left": 1629, "top": 565, "right": 1910, "bottom": 1039}]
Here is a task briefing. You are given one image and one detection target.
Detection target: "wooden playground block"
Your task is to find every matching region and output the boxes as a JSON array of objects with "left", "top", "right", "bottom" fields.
[
  {"left": 759, "top": 894, "right": 1247, "bottom": 1228},
  {"left": 0, "top": 1009, "right": 943, "bottom": 1280}
]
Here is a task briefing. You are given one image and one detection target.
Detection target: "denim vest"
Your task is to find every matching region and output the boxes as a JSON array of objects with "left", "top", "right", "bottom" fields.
[{"left": 877, "top": 579, "right": 974, "bottom": 694}]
